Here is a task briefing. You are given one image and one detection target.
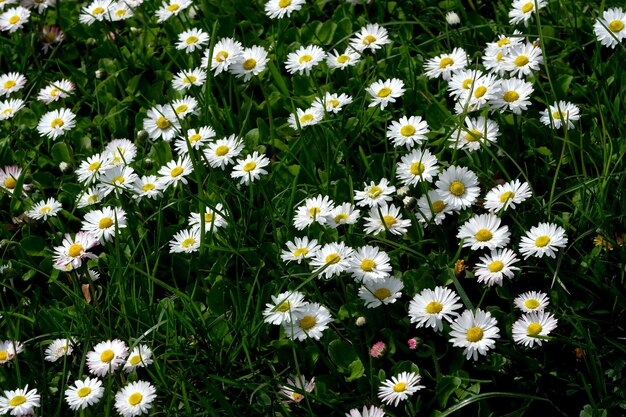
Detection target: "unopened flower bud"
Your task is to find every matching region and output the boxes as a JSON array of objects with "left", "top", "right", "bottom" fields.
[
  {"left": 355, "top": 316, "right": 367, "bottom": 327},
  {"left": 446, "top": 11, "right": 461, "bottom": 26}
]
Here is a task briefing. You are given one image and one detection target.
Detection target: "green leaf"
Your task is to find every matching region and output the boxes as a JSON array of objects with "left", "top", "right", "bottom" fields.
[
  {"left": 435, "top": 376, "right": 462, "bottom": 408},
  {"left": 51, "top": 142, "right": 72, "bottom": 163},
  {"left": 555, "top": 74, "right": 574, "bottom": 97},
  {"left": 346, "top": 359, "right": 364, "bottom": 382},
  {"left": 328, "top": 339, "right": 358, "bottom": 373},
  {"left": 21, "top": 235, "right": 47, "bottom": 256}
]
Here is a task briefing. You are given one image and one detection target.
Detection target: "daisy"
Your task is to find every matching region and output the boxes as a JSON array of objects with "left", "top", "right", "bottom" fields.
[
  {"left": 396, "top": 148, "right": 439, "bottom": 186},
  {"left": 287, "top": 107, "right": 324, "bottom": 130},
  {"left": 539, "top": 101, "right": 580, "bottom": 130},
  {"left": 408, "top": 286, "right": 462, "bottom": 331},
  {"left": 354, "top": 178, "right": 395, "bottom": 208},
  {"left": 448, "top": 69, "right": 484, "bottom": 100},
  {"left": 457, "top": 213, "right": 511, "bottom": 250},
  {"left": 203, "top": 134, "right": 244, "bottom": 169},
  {"left": 366, "top": 78, "right": 405, "bottom": 110},
  {"left": 109, "top": 2, "right": 133, "bottom": 20},
  {"left": 114, "top": 380, "right": 157, "bottom": 417},
  {"left": 0, "top": 0, "right": 18, "bottom": 12},
  {"left": 230, "top": 46, "right": 269, "bottom": 81},
  {"left": 65, "top": 378, "right": 104, "bottom": 410},
  {"left": 280, "top": 236, "right": 320, "bottom": 264},
  {"left": 76, "top": 153, "right": 112, "bottom": 184},
  {"left": 123, "top": 345, "right": 153, "bottom": 372},
  {"left": 158, "top": 156, "right": 193, "bottom": 189},
  {"left": 364, "top": 204, "right": 411, "bottom": 236},
  {"left": 283, "top": 303, "right": 333, "bottom": 341},
  {"left": 504, "top": 43, "right": 543, "bottom": 78},
  {"left": 188, "top": 203, "right": 228, "bottom": 232},
  {"left": 424, "top": 48, "right": 468, "bottom": 81},
  {"left": 169, "top": 228, "right": 201, "bottom": 254},
  {"left": 312, "top": 92, "right": 353, "bottom": 114},
  {"left": 0, "top": 98, "right": 24, "bottom": 120},
  {"left": 0, "top": 385, "right": 40, "bottom": 416},
  {"left": 176, "top": 28, "right": 209, "bottom": 53},
  {"left": 280, "top": 375, "right": 315, "bottom": 403},
  {"left": 358, "top": 276, "right": 404, "bottom": 308},
  {"left": 435, "top": 165, "right": 480, "bottom": 210},
  {"left": 509, "top": 0, "right": 546, "bottom": 26},
  {"left": 172, "top": 68, "right": 206, "bottom": 91},
  {"left": 454, "top": 74, "right": 500, "bottom": 114},
  {"left": 487, "top": 30, "right": 525, "bottom": 52},
  {"left": 348, "top": 245, "right": 392, "bottom": 284},
  {"left": 264, "top": 0, "right": 305, "bottom": 19},
  {"left": 324, "top": 203, "right": 360, "bottom": 228},
  {"left": 78, "top": 0, "right": 112, "bottom": 25},
  {"left": 262, "top": 291, "right": 307, "bottom": 325},
  {"left": 37, "top": 108, "right": 77, "bottom": 139},
  {"left": 0, "top": 165, "right": 28, "bottom": 194},
  {"left": 0, "top": 340, "right": 23, "bottom": 364},
  {"left": 174, "top": 126, "right": 216, "bottom": 154},
  {"left": 86, "top": 339, "right": 129, "bottom": 377},
  {"left": 346, "top": 406, "right": 385, "bottom": 417},
  {"left": 155, "top": 0, "right": 191, "bottom": 22},
  {"left": 446, "top": 11, "right": 461, "bottom": 25},
  {"left": 105, "top": 138, "right": 137, "bottom": 167},
  {"left": 169, "top": 95, "right": 198, "bottom": 118},
  {"left": 293, "top": 194, "right": 335, "bottom": 229},
  {"left": 349, "top": 23, "right": 391, "bottom": 53},
  {"left": 474, "top": 248, "right": 520, "bottom": 286},
  {"left": 81, "top": 206, "right": 127, "bottom": 243},
  {"left": 285, "top": 45, "right": 325, "bottom": 76},
  {"left": 0, "top": 72, "right": 26, "bottom": 97},
  {"left": 449, "top": 309, "right": 500, "bottom": 361},
  {"left": 52, "top": 231, "right": 99, "bottom": 271},
  {"left": 483, "top": 179, "right": 532, "bottom": 212},
  {"left": 326, "top": 49, "right": 360, "bottom": 69},
  {"left": 387, "top": 115, "right": 430, "bottom": 149},
  {"left": 76, "top": 187, "right": 105, "bottom": 208},
  {"left": 512, "top": 311, "right": 558, "bottom": 347},
  {"left": 27, "top": 197, "right": 62, "bottom": 221},
  {"left": 41, "top": 25, "right": 64, "bottom": 53},
  {"left": 519, "top": 222, "right": 568, "bottom": 259},
  {"left": 98, "top": 165, "right": 138, "bottom": 196},
  {"left": 514, "top": 290, "right": 550, "bottom": 312},
  {"left": 231, "top": 152, "right": 270, "bottom": 185},
  {"left": 378, "top": 371, "right": 425, "bottom": 407},
  {"left": 594, "top": 7, "right": 626, "bottom": 49},
  {"left": 482, "top": 46, "right": 508, "bottom": 76},
  {"left": 44, "top": 338, "right": 75, "bottom": 362},
  {"left": 22, "top": 0, "right": 55, "bottom": 12},
  {"left": 310, "top": 242, "right": 353, "bottom": 279},
  {"left": 132, "top": 175, "right": 165, "bottom": 201},
  {"left": 489, "top": 77, "right": 534, "bottom": 115},
  {"left": 143, "top": 104, "right": 180, "bottom": 141},
  {"left": 203, "top": 37, "right": 243, "bottom": 76},
  {"left": 415, "top": 189, "right": 455, "bottom": 226},
  {"left": 0, "top": 5, "right": 29, "bottom": 32},
  {"left": 449, "top": 116, "right": 500, "bottom": 151}
]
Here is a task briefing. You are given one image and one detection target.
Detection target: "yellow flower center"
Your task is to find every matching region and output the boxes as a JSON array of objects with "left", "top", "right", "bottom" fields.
[
  {"left": 129, "top": 355, "right": 142, "bottom": 365},
  {"left": 521, "top": 2, "right": 533, "bottom": 13},
  {"left": 465, "top": 129, "right": 482, "bottom": 142},
  {"left": 189, "top": 134, "right": 201, "bottom": 143},
  {"left": 142, "top": 183, "right": 155, "bottom": 192},
  {"left": 514, "top": 55, "right": 529, "bottom": 67},
  {"left": 3, "top": 177, "right": 16, "bottom": 189},
  {"left": 88, "top": 161, "right": 101, "bottom": 171},
  {"left": 325, "top": 253, "right": 340, "bottom": 264},
  {"left": 50, "top": 88, "right": 60, "bottom": 97},
  {"left": 334, "top": 213, "right": 348, "bottom": 223},
  {"left": 100, "top": 349, "right": 115, "bottom": 363},
  {"left": 425, "top": 301, "right": 443, "bottom": 314},
  {"left": 496, "top": 51, "right": 503, "bottom": 61},
  {"left": 9, "top": 396, "right": 26, "bottom": 407},
  {"left": 393, "top": 382, "right": 406, "bottom": 393},
  {"left": 367, "top": 186, "right": 382, "bottom": 198},
  {"left": 439, "top": 57, "right": 454, "bottom": 68},
  {"left": 175, "top": 104, "right": 188, "bottom": 114},
  {"left": 215, "top": 51, "right": 229, "bottom": 62},
  {"left": 552, "top": 111, "right": 564, "bottom": 120},
  {"left": 170, "top": 166, "right": 184, "bottom": 177},
  {"left": 328, "top": 99, "right": 339, "bottom": 108},
  {"left": 183, "top": 75, "right": 197, "bottom": 84},
  {"left": 186, "top": 36, "right": 199, "bottom": 44},
  {"left": 374, "top": 288, "right": 391, "bottom": 300},
  {"left": 309, "top": 207, "right": 320, "bottom": 218},
  {"left": 204, "top": 213, "right": 214, "bottom": 223},
  {"left": 77, "top": 387, "right": 92, "bottom": 398},
  {"left": 466, "top": 326, "right": 484, "bottom": 342},
  {"left": 51, "top": 118, "right": 64, "bottom": 128},
  {"left": 300, "top": 113, "right": 314, "bottom": 123},
  {"left": 410, "top": 162, "right": 425, "bottom": 176},
  {"left": 527, "top": 322, "right": 542, "bottom": 335},
  {"left": 535, "top": 235, "right": 551, "bottom": 247},
  {"left": 524, "top": 299, "right": 540, "bottom": 309},
  {"left": 609, "top": 20, "right": 624, "bottom": 32},
  {"left": 474, "top": 86, "right": 487, "bottom": 98},
  {"left": 215, "top": 145, "right": 229, "bottom": 156},
  {"left": 503, "top": 91, "right": 520, "bottom": 103},
  {"left": 336, "top": 55, "right": 350, "bottom": 64},
  {"left": 377, "top": 87, "right": 392, "bottom": 98},
  {"left": 40, "top": 206, "right": 52, "bottom": 214},
  {"left": 182, "top": 237, "right": 196, "bottom": 248},
  {"left": 488, "top": 260, "right": 504, "bottom": 272},
  {"left": 400, "top": 125, "right": 416, "bottom": 137},
  {"left": 462, "top": 78, "right": 473, "bottom": 89},
  {"left": 278, "top": 0, "right": 291, "bottom": 7},
  {"left": 167, "top": 3, "right": 179, "bottom": 11},
  {"left": 2, "top": 108, "right": 12, "bottom": 115},
  {"left": 113, "top": 176, "right": 125, "bottom": 184},
  {"left": 128, "top": 393, "right": 143, "bottom": 406},
  {"left": 475, "top": 229, "right": 493, "bottom": 242},
  {"left": 499, "top": 191, "right": 515, "bottom": 203},
  {"left": 292, "top": 392, "right": 303, "bottom": 401},
  {"left": 243, "top": 161, "right": 257, "bottom": 172},
  {"left": 497, "top": 38, "right": 510, "bottom": 47},
  {"left": 449, "top": 181, "right": 465, "bottom": 196},
  {"left": 299, "top": 315, "right": 316, "bottom": 330},
  {"left": 87, "top": 194, "right": 99, "bottom": 203},
  {"left": 0, "top": 351, "right": 6, "bottom": 361},
  {"left": 360, "top": 259, "right": 376, "bottom": 272},
  {"left": 298, "top": 54, "right": 312, "bottom": 63},
  {"left": 242, "top": 58, "right": 257, "bottom": 70},
  {"left": 431, "top": 200, "right": 446, "bottom": 213},
  {"left": 68, "top": 243, "right": 84, "bottom": 257},
  {"left": 156, "top": 116, "right": 170, "bottom": 130},
  {"left": 363, "top": 34, "right": 377, "bottom": 45},
  {"left": 99, "top": 217, "right": 113, "bottom": 229},
  {"left": 383, "top": 215, "right": 396, "bottom": 227},
  {"left": 3, "top": 80, "right": 16, "bottom": 89},
  {"left": 293, "top": 247, "right": 308, "bottom": 257},
  {"left": 115, "top": 8, "right": 127, "bottom": 16},
  {"left": 276, "top": 301, "right": 290, "bottom": 312},
  {"left": 92, "top": 6, "right": 104, "bottom": 14}
]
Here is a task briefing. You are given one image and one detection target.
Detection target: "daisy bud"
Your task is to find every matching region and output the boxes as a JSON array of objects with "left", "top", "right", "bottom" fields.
[
  {"left": 407, "top": 337, "right": 418, "bottom": 350},
  {"left": 142, "top": 158, "right": 153, "bottom": 170},
  {"left": 136, "top": 129, "right": 149, "bottom": 142},
  {"left": 95, "top": 69, "right": 106, "bottom": 79},
  {"left": 403, "top": 196, "right": 417, "bottom": 210},
  {"left": 369, "top": 341, "right": 386, "bottom": 358},
  {"left": 86, "top": 38, "right": 97, "bottom": 46},
  {"left": 59, "top": 162, "right": 71, "bottom": 173},
  {"left": 355, "top": 316, "right": 367, "bottom": 327},
  {"left": 454, "top": 259, "right": 467, "bottom": 279},
  {"left": 445, "top": 11, "right": 461, "bottom": 25}
]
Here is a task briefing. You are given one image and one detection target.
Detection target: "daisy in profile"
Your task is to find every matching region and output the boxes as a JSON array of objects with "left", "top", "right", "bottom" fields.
[
  {"left": 0, "top": 98, "right": 24, "bottom": 120},
  {"left": 98, "top": 165, "right": 138, "bottom": 196},
  {"left": 27, "top": 197, "right": 62, "bottom": 221},
  {"left": 287, "top": 107, "right": 324, "bottom": 129},
  {"left": 396, "top": 148, "right": 439, "bottom": 187},
  {"left": 367, "top": 78, "right": 405, "bottom": 110},
  {"left": 44, "top": 338, "right": 75, "bottom": 362},
  {"left": 280, "top": 236, "right": 320, "bottom": 264},
  {"left": 285, "top": 45, "right": 325, "bottom": 76},
  {"left": 449, "top": 116, "right": 500, "bottom": 151},
  {"left": 76, "top": 187, "right": 105, "bottom": 208},
  {"left": 505, "top": 43, "right": 543, "bottom": 78},
  {"left": 188, "top": 204, "right": 228, "bottom": 232},
  {"left": 0, "top": 72, "right": 26, "bottom": 97},
  {"left": 387, "top": 115, "right": 430, "bottom": 149},
  {"left": 78, "top": 0, "right": 112, "bottom": 25},
  {"left": 484, "top": 179, "right": 532, "bottom": 212},
  {"left": 176, "top": 28, "right": 209, "bottom": 53},
  {"left": 346, "top": 406, "right": 385, "bottom": 417},
  {"left": 172, "top": 68, "right": 206, "bottom": 91},
  {"left": 415, "top": 189, "right": 455, "bottom": 227},
  {"left": 354, "top": 178, "right": 395, "bottom": 208},
  {"left": 408, "top": 286, "right": 462, "bottom": 331},
  {"left": 81, "top": 206, "right": 127, "bottom": 243},
  {"left": 312, "top": 92, "right": 353, "bottom": 114},
  {"left": 310, "top": 242, "right": 354, "bottom": 279},
  {"left": 123, "top": 345, "right": 153, "bottom": 372},
  {"left": 280, "top": 375, "right": 315, "bottom": 403},
  {"left": 203, "top": 37, "right": 243, "bottom": 76},
  {"left": 231, "top": 152, "right": 270, "bottom": 185},
  {"left": 539, "top": 101, "right": 580, "bottom": 130},
  {"left": 348, "top": 245, "right": 392, "bottom": 284},
  {"left": 175, "top": 126, "right": 216, "bottom": 154},
  {"left": 132, "top": 175, "right": 165, "bottom": 201},
  {"left": 514, "top": 290, "right": 550, "bottom": 313},
  {"left": 264, "top": 0, "right": 305, "bottom": 19},
  {"left": 262, "top": 291, "right": 307, "bottom": 325},
  {"left": 0, "top": 340, "right": 23, "bottom": 364},
  {"left": 324, "top": 203, "right": 360, "bottom": 228},
  {"left": 424, "top": 48, "right": 467, "bottom": 80},
  {"left": 474, "top": 248, "right": 520, "bottom": 286},
  {"left": 0, "top": 385, "right": 40, "bottom": 416},
  {"left": 358, "top": 276, "right": 404, "bottom": 308},
  {"left": 37, "top": 79, "right": 73, "bottom": 104},
  {"left": 86, "top": 339, "right": 129, "bottom": 377},
  {"left": 449, "top": 309, "right": 500, "bottom": 361},
  {"left": 519, "top": 222, "right": 568, "bottom": 259},
  {"left": 489, "top": 77, "right": 534, "bottom": 115},
  {"left": 350, "top": 23, "right": 391, "bottom": 53},
  {"left": 230, "top": 46, "right": 269, "bottom": 81},
  {"left": 457, "top": 213, "right": 510, "bottom": 250},
  {"left": 378, "top": 371, "right": 425, "bottom": 407},
  {"left": 203, "top": 134, "right": 244, "bottom": 169},
  {"left": 65, "top": 378, "right": 104, "bottom": 410},
  {"left": 0, "top": 5, "right": 30, "bottom": 32},
  {"left": 169, "top": 228, "right": 201, "bottom": 254},
  {"left": 114, "top": 381, "right": 157, "bottom": 417},
  {"left": 76, "top": 153, "right": 112, "bottom": 184},
  {"left": 512, "top": 311, "right": 558, "bottom": 347},
  {"left": 326, "top": 49, "right": 360, "bottom": 70},
  {"left": 143, "top": 104, "right": 180, "bottom": 141},
  {"left": 22, "top": 0, "right": 55, "bottom": 13},
  {"left": 594, "top": 7, "right": 626, "bottom": 49},
  {"left": 293, "top": 194, "right": 334, "bottom": 229},
  {"left": 435, "top": 165, "right": 480, "bottom": 210},
  {"left": 364, "top": 204, "right": 411, "bottom": 236},
  {"left": 509, "top": 0, "right": 546, "bottom": 26},
  {"left": 170, "top": 96, "right": 198, "bottom": 118},
  {"left": 37, "top": 108, "right": 77, "bottom": 139},
  {"left": 155, "top": 0, "right": 191, "bottom": 22},
  {"left": 283, "top": 303, "right": 333, "bottom": 341},
  {"left": 41, "top": 25, "right": 64, "bottom": 53},
  {"left": 52, "top": 231, "right": 99, "bottom": 271},
  {"left": 158, "top": 156, "right": 193, "bottom": 189}
]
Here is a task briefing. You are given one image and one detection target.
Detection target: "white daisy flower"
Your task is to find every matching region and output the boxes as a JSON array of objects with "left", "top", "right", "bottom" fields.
[
  {"left": 457, "top": 213, "right": 511, "bottom": 250},
  {"left": 287, "top": 107, "right": 324, "bottom": 130},
  {"left": 231, "top": 151, "right": 270, "bottom": 185},
  {"left": 324, "top": 202, "right": 360, "bottom": 228},
  {"left": 346, "top": 405, "right": 385, "bottom": 417},
  {"left": 396, "top": 148, "right": 439, "bottom": 187},
  {"left": 348, "top": 245, "right": 392, "bottom": 284},
  {"left": 81, "top": 206, "right": 127, "bottom": 243},
  {"left": 449, "top": 309, "right": 500, "bottom": 361},
  {"left": 415, "top": 189, "right": 455, "bottom": 227},
  {"left": 264, "top": 0, "right": 305, "bottom": 19},
  {"left": 132, "top": 175, "right": 165, "bottom": 201},
  {"left": 514, "top": 290, "right": 550, "bottom": 313},
  {"left": 0, "top": 98, "right": 24, "bottom": 120},
  {"left": 424, "top": 48, "right": 468, "bottom": 80},
  {"left": 37, "top": 108, "right": 77, "bottom": 139},
  {"left": 169, "top": 95, "right": 198, "bottom": 118},
  {"left": 174, "top": 126, "right": 215, "bottom": 154},
  {"left": 487, "top": 31, "right": 525, "bottom": 52},
  {"left": 474, "top": 248, "right": 520, "bottom": 286},
  {"left": 445, "top": 11, "right": 461, "bottom": 25},
  {"left": 0, "top": 0, "right": 18, "bottom": 11},
  {"left": 0, "top": 5, "right": 30, "bottom": 32},
  {"left": 448, "top": 69, "right": 484, "bottom": 100},
  {"left": 230, "top": 45, "right": 270, "bottom": 81},
  {"left": 354, "top": 178, "right": 395, "bottom": 208},
  {"left": 483, "top": 179, "right": 532, "bottom": 212},
  {"left": 0, "top": 165, "right": 29, "bottom": 194},
  {"left": 283, "top": 303, "right": 333, "bottom": 341},
  {"left": 293, "top": 194, "right": 335, "bottom": 230},
  {"left": 387, "top": 115, "right": 430, "bottom": 149},
  {"left": 202, "top": 37, "right": 243, "bottom": 76},
  {"left": 105, "top": 138, "right": 137, "bottom": 167},
  {"left": 512, "top": 311, "right": 558, "bottom": 347},
  {"left": 52, "top": 231, "right": 99, "bottom": 271},
  {"left": 123, "top": 345, "right": 153, "bottom": 372},
  {"left": 504, "top": 42, "right": 543, "bottom": 78},
  {"left": 280, "top": 375, "right": 315, "bottom": 404},
  {"left": 539, "top": 101, "right": 580, "bottom": 130},
  {"left": 453, "top": 74, "right": 500, "bottom": 114},
  {"left": 27, "top": 197, "right": 62, "bottom": 221},
  {"left": 76, "top": 187, "right": 105, "bottom": 208},
  {"left": 155, "top": 0, "right": 191, "bottom": 22},
  {"left": 262, "top": 291, "right": 308, "bottom": 325},
  {"left": 0, "top": 385, "right": 40, "bottom": 416},
  {"left": 203, "top": 134, "right": 244, "bottom": 169},
  {"left": 158, "top": 155, "right": 194, "bottom": 189},
  {"left": 280, "top": 236, "right": 320, "bottom": 264},
  {"left": 109, "top": 2, "right": 133, "bottom": 20},
  {"left": 98, "top": 165, "right": 138, "bottom": 196},
  {"left": 449, "top": 116, "right": 500, "bottom": 151},
  {"left": 594, "top": 7, "right": 626, "bottom": 49},
  {"left": 188, "top": 204, "right": 228, "bottom": 232},
  {"left": 326, "top": 49, "right": 360, "bottom": 69},
  {"left": 65, "top": 377, "right": 104, "bottom": 410},
  {"left": 349, "top": 23, "right": 391, "bottom": 53},
  {"left": 172, "top": 67, "right": 206, "bottom": 91},
  {"left": 0, "top": 340, "right": 23, "bottom": 364},
  {"left": 312, "top": 92, "right": 353, "bottom": 114},
  {"left": 36, "top": 79, "right": 73, "bottom": 104},
  {"left": 363, "top": 203, "right": 411, "bottom": 236},
  {"left": 44, "top": 338, "right": 75, "bottom": 362},
  {"left": 310, "top": 241, "right": 354, "bottom": 279},
  {"left": 489, "top": 78, "right": 534, "bottom": 115},
  {"left": 285, "top": 44, "right": 325, "bottom": 76},
  {"left": 482, "top": 45, "right": 508, "bottom": 76},
  {"left": 0, "top": 72, "right": 26, "bottom": 97},
  {"left": 435, "top": 165, "right": 480, "bottom": 210},
  {"left": 519, "top": 222, "right": 568, "bottom": 259},
  {"left": 509, "top": 0, "right": 546, "bottom": 26},
  {"left": 176, "top": 28, "right": 209, "bottom": 53},
  {"left": 78, "top": 0, "right": 112, "bottom": 25},
  {"left": 76, "top": 153, "right": 112, "bottom": 185},
  {"left": 366, "top": 78, "right": 405, "bottom": 110},
  {"left": 358, "top": 276, "right": 403, "bottom": 308},
  {"left": 114, "top": 380, "right": 157, "bottom": 417},
  {"left": 377, "top": 371, "right": 425, "bottom": 407},
  {"left": 169, "top": 228, "right": 201, "bottom": 254},
  {"left": 86, "top": 339, "right": 129, "bottom": 377},
  {"left": 408, "top": 286, "right": 462, "bottom": 331},
  {"left": 143, "top": 104, "right": 180, "bottom": 142}
]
